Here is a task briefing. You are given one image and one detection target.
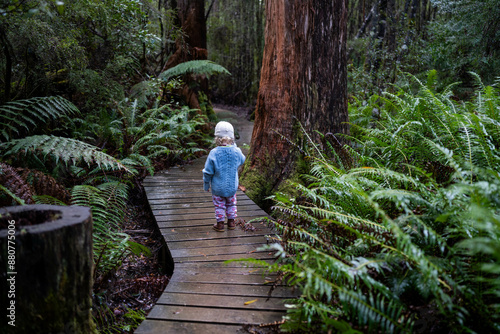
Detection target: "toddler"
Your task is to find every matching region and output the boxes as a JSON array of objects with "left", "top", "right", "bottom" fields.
[{"left": 203, "top": 121, "right": 246, "bottom": 232}]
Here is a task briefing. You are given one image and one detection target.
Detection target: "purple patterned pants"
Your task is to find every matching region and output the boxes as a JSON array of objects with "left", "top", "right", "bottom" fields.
[{"left": 212, "top": 194, "right": 238, "bottom": 222}]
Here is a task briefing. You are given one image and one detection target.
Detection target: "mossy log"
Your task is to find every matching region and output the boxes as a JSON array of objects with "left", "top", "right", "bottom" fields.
[{"left": 0, "top": 204, "right": 96, "bottom": 334}]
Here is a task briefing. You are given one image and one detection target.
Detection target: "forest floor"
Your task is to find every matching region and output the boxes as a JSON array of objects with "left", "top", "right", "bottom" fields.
[{"left": 92, "top": 186, "right": 170, "bottom": 332}]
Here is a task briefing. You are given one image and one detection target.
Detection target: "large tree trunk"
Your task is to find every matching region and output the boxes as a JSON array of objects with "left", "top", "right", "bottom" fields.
[
  {"left": 241, "top": 0, "right": 349, "bottom": 207},
  {"left": 162, "top": 0, "right": 208, "bottom": 111}
]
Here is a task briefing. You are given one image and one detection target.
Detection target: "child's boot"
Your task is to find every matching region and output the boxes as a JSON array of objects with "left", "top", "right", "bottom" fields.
[
  {"left": 227, "top": 219, "right": 236, "bottom": 230},
  {"left": 213, "top": 221, "right": 224, "bottom": 232}
]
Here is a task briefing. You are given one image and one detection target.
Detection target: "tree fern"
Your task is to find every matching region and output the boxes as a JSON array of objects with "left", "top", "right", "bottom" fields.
[{"left": 159, "top": 60, "right": 230, "bottom": 81}]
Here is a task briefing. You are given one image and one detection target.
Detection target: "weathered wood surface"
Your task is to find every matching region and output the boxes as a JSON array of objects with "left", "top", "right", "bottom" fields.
[{"left": 135, "top": 110, "right": 295, "bottom": 333}]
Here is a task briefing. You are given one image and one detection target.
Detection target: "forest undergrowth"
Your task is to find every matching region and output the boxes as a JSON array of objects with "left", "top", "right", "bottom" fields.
[
  {"left": 0, "top": 59, "right": 225, "bottom": 331},
  {"left": 91, "top": 187, "right": 169, "bottom": 333},
  {"left": 239, "top": 71, "right": 500, "bottom": 334}
]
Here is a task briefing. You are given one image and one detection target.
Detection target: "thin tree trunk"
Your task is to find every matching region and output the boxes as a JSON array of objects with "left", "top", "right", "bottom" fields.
[
  {"left": 242, "top": 0, "right": 349, "bottom": 207},
  {"left": 355, "top": 4, "right": 377, "bottom": 39},
  {"left": 0, "top": 26, "right": 13, "bottom": 103}
]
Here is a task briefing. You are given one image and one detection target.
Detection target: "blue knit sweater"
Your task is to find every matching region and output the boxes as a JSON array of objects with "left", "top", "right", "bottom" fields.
[{"left": 203, "top": 145, "right": 246, "bottom": 197}]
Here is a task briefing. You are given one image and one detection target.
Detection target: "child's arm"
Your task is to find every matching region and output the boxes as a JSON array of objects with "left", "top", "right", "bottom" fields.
[{"left": 203, "top": 153, "right": 215, "bottom": 192}]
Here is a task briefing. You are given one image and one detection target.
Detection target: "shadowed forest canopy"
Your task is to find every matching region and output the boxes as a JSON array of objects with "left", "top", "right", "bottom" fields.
[{"left": 1, "top": 0, "right": 500, "bottom": 333}]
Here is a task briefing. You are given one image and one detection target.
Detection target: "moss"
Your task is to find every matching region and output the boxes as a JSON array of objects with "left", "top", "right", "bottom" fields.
[
  {"left": 240, "top": 149, "right": 309, "bottom": 211},
  {"left": 198, "top": 91, "right": 217, "bottom": 122},
  {"left": 38, "top": 291, "right": 97, "bottom": 333},
  {"left": 240, "top": 158, "right": 274, "bottom": 210},
  {"left": 240, "top": 149, "right": 280, "bottom": 210}
]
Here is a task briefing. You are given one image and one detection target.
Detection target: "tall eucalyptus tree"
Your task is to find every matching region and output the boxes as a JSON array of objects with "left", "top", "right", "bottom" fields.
[{"left": 241, "top": 0, "right": 350, "bottom": 205}]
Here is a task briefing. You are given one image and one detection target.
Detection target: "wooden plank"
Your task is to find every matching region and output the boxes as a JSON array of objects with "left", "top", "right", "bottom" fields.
[
  {"left": 143, "top": 181, "right": 202, "bottom": 187},
  {"left": 166, "top": 235, "right": 270, "bottom": 250},
  {"left": 152, "top": 203, "right": 262, "bottom": 215},
  {"left": 145, "top": 191, "right": 250, "bottom": 201},
  {"left": 149, "top": 199, "right": 255, "bottom": 210},
  {"left": 147, "top": 305, "right": 285, "bottom": 325},
  {"left": 153, "top": 205, "right": 265, "bottom": 217},
  {"left": 169, "top": 265, "right": 272, "bottom": 276},
  {"left": 168, "top": 273, "right": 278, "bottom": 286},
  {"left": 147, "top": 193, "right": 249, "bottom": 204},
  {"left": 156, "top": 292, "right": 286, "bottom": 311},
  {"left": 143, "top": 179, "right": 202, "bottom": 184},
  {"left": 170, "top": 244, "right": 267, "bottom": 258},
  {"left": 169, "top": 270, "right": 277, "bottom": 285},
  {"left": 160, "top": 223, "right": 272, "bottom": 234},
  {"left": 135, "top": 320, "right": 242, "bottom": 334},
  {"left": 146, "top": 192, "right": 212, "bottom": 200},
  {"left": 145, "top": 188, "right": 209, "bottom": 195},
  {"left": 162, "top": 230, "right": 271, "bottom": 242},
  {"left": 164, "top": 282, "right": 297, "bottom": 298},
  {"left": 174, "top": 252, "right": 275, "bottom": 263},
  {"left": 173, "top": 263, "right": 269, "bottom": 272},
  {"left": 155, "top": 211, "right": 267, "bottom": 225}
]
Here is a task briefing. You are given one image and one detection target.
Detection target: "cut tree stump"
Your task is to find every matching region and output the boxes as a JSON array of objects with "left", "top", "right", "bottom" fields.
[{"left": 0, "top": 204, "right": 96, "bottom": 334}]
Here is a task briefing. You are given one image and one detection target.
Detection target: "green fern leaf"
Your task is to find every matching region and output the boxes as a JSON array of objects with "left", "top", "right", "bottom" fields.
[
  {"left": 159, "top": 60, "right": 230, "bottom": 81},
  {"left": 0, "top": 135, "right": 134, "bottom": 174},
  {"left": 0, "top": 96, "right": 79, "bottom": 141}
]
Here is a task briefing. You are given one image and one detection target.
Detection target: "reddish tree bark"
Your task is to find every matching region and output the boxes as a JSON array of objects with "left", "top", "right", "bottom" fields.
[{"left": 241, "top": 0, "right": 349, "bottom": 205}]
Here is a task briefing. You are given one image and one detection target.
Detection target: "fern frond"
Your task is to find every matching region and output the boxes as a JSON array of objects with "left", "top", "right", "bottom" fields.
[
  {"left": 16, "top": 167, "right": 71, "bottom": 204},
  {"left": 33, "top": 195, "right": 68, "bottom": 206},
  {"left": 71, "top": 182, "right": 132, "bottom": 274},
  {"left": 339, "top": 290, "right": 412, "bottom": 333},
  {"left": 0, "top": 96, "right": 79, "bottom": 141},
  {"left": 1, "top": 135, "right": 134, "bottom": 174},
  {"left": 0, "top": 162, "right": 34, "bottom": 205},
  {"left": 159, "top": 60, "right": 230, "bottom": 81}
]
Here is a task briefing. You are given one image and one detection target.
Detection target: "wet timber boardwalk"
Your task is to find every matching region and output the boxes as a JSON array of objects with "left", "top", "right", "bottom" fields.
[{"left": 135, "top": 109, "right": 295, "bottom": 333}]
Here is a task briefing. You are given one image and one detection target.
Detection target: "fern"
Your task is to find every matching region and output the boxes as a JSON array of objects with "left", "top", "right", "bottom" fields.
[
  {"left": 0, "top": 162, "right": 34, "bottom": 205},
  {"left": 159, "top": 60, "right": 230, "bottom": 81},
  {"left": 0, "top": 135, "right": 134, "bottom": 174},
  {"left": 16, "top": 167, "right": 71, "bottom": 204},
  {"left": 70, "top": 182, "right": 149, "bottom": 275},
  {"left": 0, "top": 96, "right": 79, "bottom": 141},
  {"left": 234, "top": 72, "right": 500, "bottom": 333}
]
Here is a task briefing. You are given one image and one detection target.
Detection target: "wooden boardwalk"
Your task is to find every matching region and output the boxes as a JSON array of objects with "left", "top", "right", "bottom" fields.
[{"left": 135, "top": 111, "right": 295, "bottom": 333}]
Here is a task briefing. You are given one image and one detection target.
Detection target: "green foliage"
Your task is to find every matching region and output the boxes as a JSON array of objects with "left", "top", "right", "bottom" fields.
[
  {"left": 159, "top": 60, "right": 230, "bottom": 81},
  {"left": 0, "top": 135, "right": 133, "bottom": 174},
  {"left": 93, "top": 303, "right": 146, "bottom": 334},
  {"left": 79, "top": 100, "right": 212, "bottom": 174},
  {"left": 0, "top": 96, "right": 79, "bottom": 141},
  {"left": 71, "top": 182, "right": 150, "bottom": 276},
  {"left": 68, "top": 69, "right": 126, "bottom": 112},
  {"left": 243, "top": 73, "right": 500, "bottom": 333},
  {"left": 206, "top": 0, "right": 265, "bottom": 105},
  {"left": 428, "top": 0, "right": 500, "bottom": 86}
]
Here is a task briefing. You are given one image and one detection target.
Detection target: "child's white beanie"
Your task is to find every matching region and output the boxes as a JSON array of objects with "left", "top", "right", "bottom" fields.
[{"left": 214, "top": 121, "right": 234, "bottom": 139}]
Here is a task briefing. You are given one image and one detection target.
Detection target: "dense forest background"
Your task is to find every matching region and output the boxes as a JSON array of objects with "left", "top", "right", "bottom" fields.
[
  {"left": 1, "top": 0, "right": 498, "bottom": 107},
  {"left": 1, "top": 0, "right": 500, "bottom": 333}
]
